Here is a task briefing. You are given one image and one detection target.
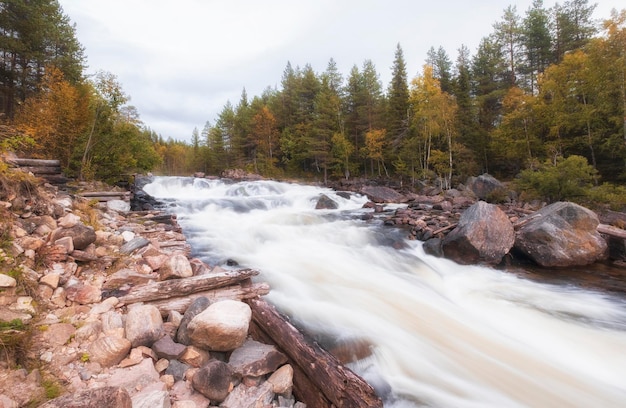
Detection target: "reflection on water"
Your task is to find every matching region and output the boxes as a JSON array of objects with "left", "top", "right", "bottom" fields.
[{"left": 145, "top": 177, "right": 626, "bottom": 408}]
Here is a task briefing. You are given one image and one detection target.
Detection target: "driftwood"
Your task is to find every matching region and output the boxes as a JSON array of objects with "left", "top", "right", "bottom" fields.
[
  {"left": 147, "top": 281, "right": 270, "bottom": 315},
  {"left": 598, "top": 223, "right": 626, "bottom": 239},
  {"left": 116, "top": 269, "right": 259, "bottom": 305},
  {"left": 8, "top": 158, "right": 60, "bottom": 167},
  {"left": 246, "top": 297, "right": 383, "bottom": 408}
]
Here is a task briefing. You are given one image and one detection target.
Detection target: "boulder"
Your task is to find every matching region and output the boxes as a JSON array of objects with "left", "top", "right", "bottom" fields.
[
  {"left": 228, "top": 339, "right": 288, "bottom": 378},
  {"left": 39, "top": 386, "right": 132, "bottom": 408},
  {"left": 360, "top": 186, "right": 406, "bottom": 203},
  {"left": 158, "top": 254, "right": 193, "bottom": 280},
  {"left": 187, "top": 299, "right": 251, "bottom": 352},
  {"left": 125, "top": 305, "right": 164, "bottom": 348},
  {"left": 191, "top": 360, "right": 236, "bottom": 403},
  {"left": 315, "top": 194, "right": 338, "bottom": 210},
  {"left": 465, "top": 174, "right": 506, "bottom": 200},
  {"left": 164, "top": 360, "right": 189, "bottom": 382},
  {"left": 88, "top": 336, "right": 132, "bottom": 367},
  {"left": 52, "top": 224, "right": 97, "bottom": 250},
  {"left": 514, "top": 201, "right": 607, "bottom": 267},
  {"left": 442, "top": 201, "right": 514, "bottom": 265},
  {"left": 176, "top": 296, "right": 211, "bottom": 345}
]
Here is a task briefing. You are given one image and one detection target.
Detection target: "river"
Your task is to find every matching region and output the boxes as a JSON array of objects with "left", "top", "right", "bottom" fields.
[{"left": 144, "top": 176, "right": 626, "bottom": 408}]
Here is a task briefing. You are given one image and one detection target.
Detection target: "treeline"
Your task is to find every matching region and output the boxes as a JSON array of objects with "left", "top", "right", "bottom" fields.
[
  {"left": 0, "top": 0, "right": 160, "bottom": 182},
  {"left": 1, "top": 1, "right": 625, "bottom": 192},
  {"left": 161, "top": 0, "right": 626, "bottom": 191}
]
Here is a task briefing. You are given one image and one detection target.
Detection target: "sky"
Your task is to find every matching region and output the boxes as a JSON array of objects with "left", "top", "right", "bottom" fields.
[{"left": 57, "top": 0, "right": 622, "bottom": 143}]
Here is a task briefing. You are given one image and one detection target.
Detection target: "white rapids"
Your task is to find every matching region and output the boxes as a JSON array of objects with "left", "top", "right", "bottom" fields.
[{"left": 144, "top": 176, "right": 626, "bottom": 408}]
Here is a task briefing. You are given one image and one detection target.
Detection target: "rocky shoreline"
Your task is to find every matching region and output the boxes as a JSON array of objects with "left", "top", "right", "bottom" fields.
[{"left": 0, "top": 179, "right": 320, "bottom": 407}]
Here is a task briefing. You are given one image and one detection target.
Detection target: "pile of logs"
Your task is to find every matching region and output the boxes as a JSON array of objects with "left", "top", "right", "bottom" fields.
[{"left": 6, "top": 157, "right": 68, "bottom": 186}]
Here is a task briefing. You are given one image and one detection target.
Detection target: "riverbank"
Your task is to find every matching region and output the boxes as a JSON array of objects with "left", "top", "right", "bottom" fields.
[{"left": 1, "top": 173, "right": 369, "bottom": 407}]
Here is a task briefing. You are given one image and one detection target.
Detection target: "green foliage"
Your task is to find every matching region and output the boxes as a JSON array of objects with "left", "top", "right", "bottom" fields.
[
  {"left": 514, "top": 155, "right": 597, "bottom": 202},
  {"left": 41, "top": 378, "right": 62, "bottom": 400},
  {"left": 586, "top": 183, "right": 626, "bottom": 211}
]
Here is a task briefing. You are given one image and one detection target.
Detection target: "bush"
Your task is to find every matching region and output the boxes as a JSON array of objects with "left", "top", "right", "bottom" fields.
[{"left": 514, "top": 155, "right": 597, "bottom": 203}]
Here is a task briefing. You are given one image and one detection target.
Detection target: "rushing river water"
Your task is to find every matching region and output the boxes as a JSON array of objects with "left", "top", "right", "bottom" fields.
[{"left": 144, "top": 177, "right": 626, "bottom": 408}]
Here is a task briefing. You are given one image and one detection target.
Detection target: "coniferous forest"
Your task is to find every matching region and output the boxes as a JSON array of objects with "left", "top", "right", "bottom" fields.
[{"left": 1, "top": 0, "right": 626, "bottom": 205}]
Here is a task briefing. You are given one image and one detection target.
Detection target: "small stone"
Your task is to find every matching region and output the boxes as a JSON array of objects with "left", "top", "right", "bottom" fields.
[
  {"left": 187, "top": 300, "right": 251, "bottom": 352},
  {"left": 155, "top": 358, "right": 169, "bottom": 373},
  {"left": 40, "top": 273, "right": 61, "bottom": 289},
  {"left": 158, "top": 254, "right": 193, "bottom": 281},
  {"left": 152, "top": 335, "right": 186, "bottom": 360},
  {"left": 0, "top": 274, "right": 16, "bottom": 288},
  {"left": 267, "top": 364, "right": 294, "bottom": 395}
]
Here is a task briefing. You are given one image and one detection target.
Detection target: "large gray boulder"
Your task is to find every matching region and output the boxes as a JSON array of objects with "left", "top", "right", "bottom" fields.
[
  {"left": 442, "top": 201, "right": 515, "bottom": 265},
  {"left": 514, "top": 201, "right": 607, "bottom": 267},
  {"left": 466, "top": 174, "right": 506, "bottom": 200}
]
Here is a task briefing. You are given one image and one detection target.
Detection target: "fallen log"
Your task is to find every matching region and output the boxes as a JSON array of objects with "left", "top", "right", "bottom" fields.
[
  {"left": 8, "top": 158, "right": 60, "bottom": 167},
  {"left": 18, "top": 166, "right": 62, "bottom": 175},
  {"left": 115, "top": 268, "right": 259, "bottom": 305},
  {"left": 246, "top": 297, "right": 383, "bottom": 408},
  {"left": 598, "top": 223, "right": 626, "bottom": 239},
  {"left": 80, "top": 191, "right": 130, "bottom": 198},
  {"left": 146, "top": 281, "right": 270, "bottom": 315}
]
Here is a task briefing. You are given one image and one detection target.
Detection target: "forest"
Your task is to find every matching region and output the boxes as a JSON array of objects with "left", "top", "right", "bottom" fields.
[{"left": 1, "top": 0, "right": 626, "bottom": 205}]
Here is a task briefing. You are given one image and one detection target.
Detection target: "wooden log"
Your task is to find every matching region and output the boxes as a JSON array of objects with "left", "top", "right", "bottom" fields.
[
  {"left": 80, "top": 191, "right": 130, "bottom": 198},
  {"left": 116, "top": 268, "right": 259, "bottom": 305},
  {"left": 9, "top": 158, "right": 60, "bottom": 167},
  {"left": 246, "top": 297, "right": 383, "bottom": 408},
  {"left": 146, "top": 281, "right": 270, "bottom": 315},
  {"left": 19, "top": 166, "right": 62, "bottom": 175},
  {"left": 598, "top": 223, "right": 626, "bottom": 239}
]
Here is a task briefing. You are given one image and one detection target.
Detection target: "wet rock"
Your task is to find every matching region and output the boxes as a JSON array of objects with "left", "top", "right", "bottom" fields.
[
  {"left": 315, "top": 194, "right": 338, "bottom": 209},
  {"left": 191, "top": 360, "right": 236, "bottom": 403},
  {"left": 187, "top": 299, "right": 251, "bottom": 352},
  {"left": 39, "top": 386, "right": 132, "bottom": 408},
  {"left": 125, "top": 304, "right": 164, "bottom": 348},
  {"left": 228, "top": 339, "right": 288, "bottom": 378},
  {"left": 422, "top": 238, "right": 443, "bottom": 257},
  {"left": 88, "top": 336, "right": 132, "bottom": 367},
  {"left": 176, "top": 296, "right": 211, "bottom": 346},
  {"left": 514, "top": 201, "right": 608, "bottom": 267},
  {"left": 442, "top": 201, "right": 514, "bottom": 265}
]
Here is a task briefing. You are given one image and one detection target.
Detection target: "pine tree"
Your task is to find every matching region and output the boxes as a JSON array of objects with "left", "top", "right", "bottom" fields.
[
  {"left": 522, "top": 0, "right": 553, "bottom": 93},
  {"left": 387, "top": 44, "right": 410, "bottom": 148}
]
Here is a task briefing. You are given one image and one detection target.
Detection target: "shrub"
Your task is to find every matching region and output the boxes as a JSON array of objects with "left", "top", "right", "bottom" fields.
[{"left": 514, "top": 155, "right": 597, "bottom": 203}]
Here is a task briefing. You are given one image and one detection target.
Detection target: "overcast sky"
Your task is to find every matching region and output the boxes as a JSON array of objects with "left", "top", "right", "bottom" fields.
[{"left": 58, "top": 0, "right": 621, "bottom": 143}]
